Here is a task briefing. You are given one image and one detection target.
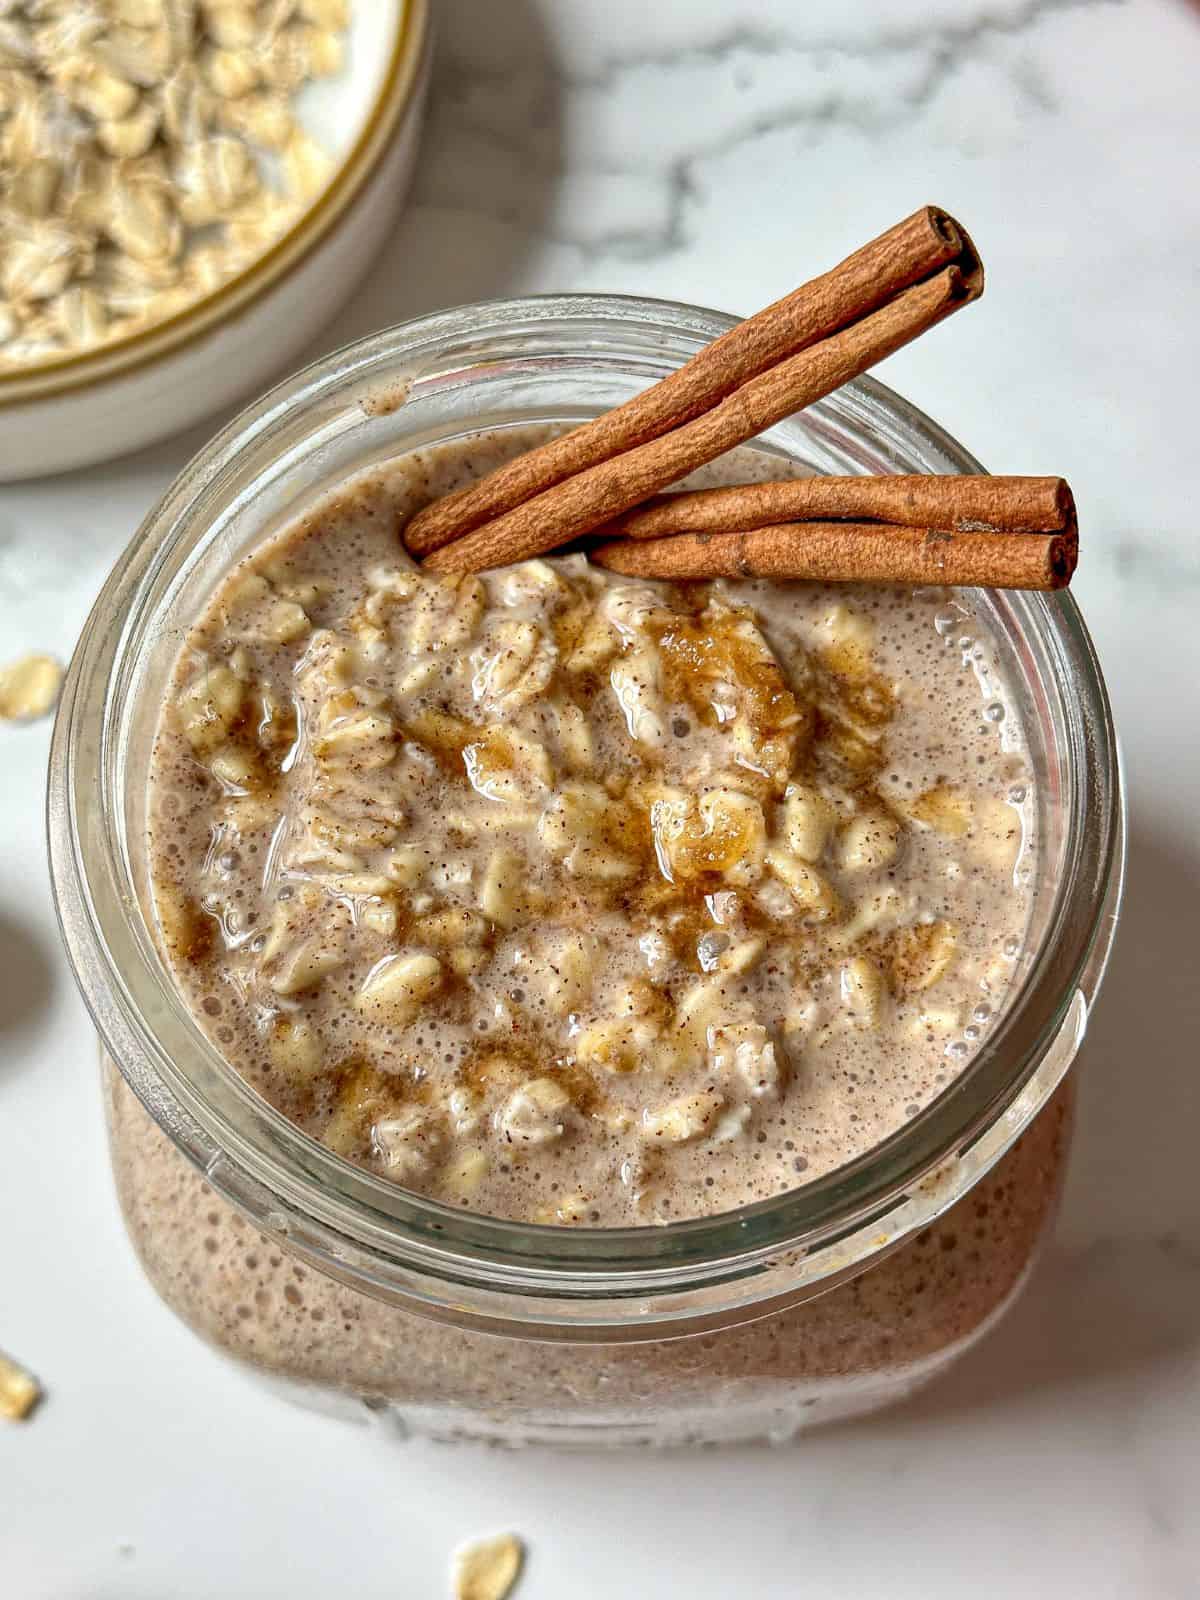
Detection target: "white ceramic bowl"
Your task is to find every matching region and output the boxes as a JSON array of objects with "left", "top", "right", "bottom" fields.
[{"left": 0, "top": 0, "right": 430, "bottom": 482}]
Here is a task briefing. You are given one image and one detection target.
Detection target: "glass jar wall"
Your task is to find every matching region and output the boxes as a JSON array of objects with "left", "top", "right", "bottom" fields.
[{"left": 49, "top": 298, "right": 1123, "bottom": 1445}]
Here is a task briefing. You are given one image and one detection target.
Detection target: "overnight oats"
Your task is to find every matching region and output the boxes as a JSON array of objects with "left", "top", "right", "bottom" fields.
[
  {"left": 50, "top": 292, "right": 1123, "bottom": 1446},
  {"left": 147, "top": 429, "right": 1037, "bottom": 1227}
]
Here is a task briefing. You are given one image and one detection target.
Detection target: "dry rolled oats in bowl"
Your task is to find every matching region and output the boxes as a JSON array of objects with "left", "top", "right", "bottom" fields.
[{"left": 0, "top": 0, "right": 430, "bottom": 477}]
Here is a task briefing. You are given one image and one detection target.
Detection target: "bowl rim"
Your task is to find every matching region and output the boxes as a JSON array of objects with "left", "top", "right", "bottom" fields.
[{"left": 0, "top": 0, "right": 430, "bottom": 409}]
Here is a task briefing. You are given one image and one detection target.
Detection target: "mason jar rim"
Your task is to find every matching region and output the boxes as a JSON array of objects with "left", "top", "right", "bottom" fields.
[{"left": 47, "top": 293, "right": 1124, "bottom": 1333}]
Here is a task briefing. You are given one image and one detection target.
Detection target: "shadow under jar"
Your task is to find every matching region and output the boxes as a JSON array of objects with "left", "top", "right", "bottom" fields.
[{"left": 48, "top": 297, "right": 1124, "bottom": 1448}]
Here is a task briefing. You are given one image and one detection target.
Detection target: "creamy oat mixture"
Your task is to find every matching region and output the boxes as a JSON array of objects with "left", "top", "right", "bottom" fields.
[
  {"left": 147, "top": 428, "right": 1034, "bottom": 1225},
  {"left": 107, "top": 1066, "right": 1073, "bottom": 1433}
]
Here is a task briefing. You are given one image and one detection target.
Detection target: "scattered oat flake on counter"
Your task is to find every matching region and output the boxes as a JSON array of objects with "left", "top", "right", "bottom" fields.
[
  {"left": 0, "top": 1350, "right": 42, "bottom": 1421},
  {"left": 453, "top": 1533, "right": 525, "bottom": 1600},
  {"left": 0, "top": 652, "right": 63, "bottom": 721}
]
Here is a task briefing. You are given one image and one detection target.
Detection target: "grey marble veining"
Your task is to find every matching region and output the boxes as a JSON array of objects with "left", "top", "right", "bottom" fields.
[{"left": 426, "top": 3, "right": 1115, "bottom": 259}]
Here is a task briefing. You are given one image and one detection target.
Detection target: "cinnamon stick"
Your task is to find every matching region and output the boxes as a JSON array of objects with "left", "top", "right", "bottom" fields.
[
  {"left": 424, "top": 264, "right": 980, "bottom": 575},
  {"left": 404, "top": 205, "right": 981, "bottom": 559},
  {"left": 590, "top": 521, "right": 1078, "bottom": 592},
  {"left": 598, "top": 475, "right": 1076, "bottom": 541}
]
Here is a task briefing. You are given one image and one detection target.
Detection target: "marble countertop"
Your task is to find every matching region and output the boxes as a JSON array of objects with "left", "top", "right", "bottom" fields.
[{"left": 3, "top": 2, "right": 1198, "bottom": 1595}]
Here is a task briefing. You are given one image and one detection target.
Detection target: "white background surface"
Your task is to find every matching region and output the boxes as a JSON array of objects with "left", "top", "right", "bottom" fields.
[{"left": 3, "top": 1, "right": 1199, "bottom": 1595}]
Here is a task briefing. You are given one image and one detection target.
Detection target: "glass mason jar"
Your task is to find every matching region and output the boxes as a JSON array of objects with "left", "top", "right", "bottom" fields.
[{"left": 48, "top": 297, "right": 1124, "bottom": 1447}]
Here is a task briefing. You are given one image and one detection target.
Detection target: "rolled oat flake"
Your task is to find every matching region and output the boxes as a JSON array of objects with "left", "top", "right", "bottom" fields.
[
  {"left": 453, "top": 1533, "right": 525, "bottom": 1600},
  {"left": 0, "top": 652, "right": 63, "bottom": 720},
  {"left": 0, "top": 1349, "right": 42, "bottom": 1421}
]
